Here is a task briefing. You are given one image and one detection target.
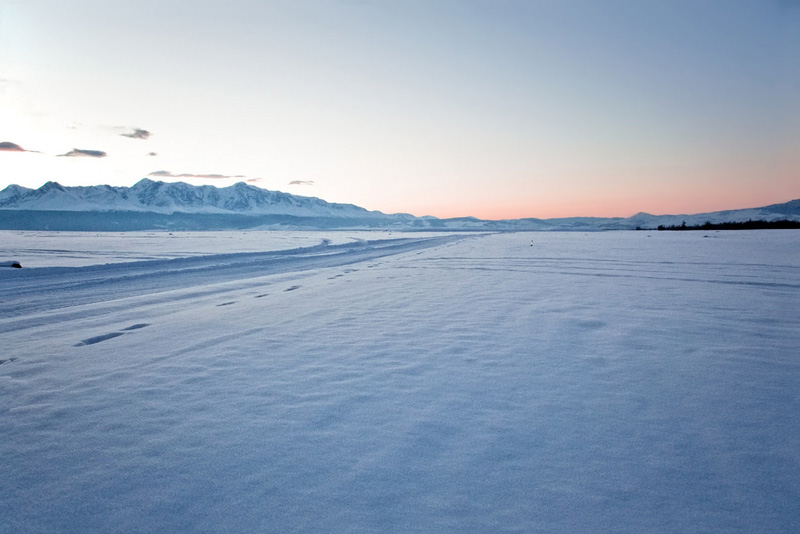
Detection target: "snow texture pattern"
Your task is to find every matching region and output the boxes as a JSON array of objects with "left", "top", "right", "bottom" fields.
[{"left": 1, "top": 230, "right": 799, "bottom": 533}]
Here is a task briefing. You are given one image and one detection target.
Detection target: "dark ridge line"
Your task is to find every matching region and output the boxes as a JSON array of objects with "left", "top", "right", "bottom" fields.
[{"left": 655, "top": 220, "right": 800, "bottom": 231}]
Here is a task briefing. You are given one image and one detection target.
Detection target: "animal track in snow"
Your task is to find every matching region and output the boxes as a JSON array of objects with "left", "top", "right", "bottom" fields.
[
  {"left": 216, "top": 301, "right": 236, "bottom": 307},
  {"left": 284, "top": 285, "right": 301, "bottom": 292}
]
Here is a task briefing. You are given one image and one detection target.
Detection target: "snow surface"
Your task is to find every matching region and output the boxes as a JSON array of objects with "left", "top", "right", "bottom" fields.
[
  {"left": 0, "top": 230, "right": 452, "bottom": 268},
  {"left": 2, "top": 230, "right": 799, "bottom": 533}
]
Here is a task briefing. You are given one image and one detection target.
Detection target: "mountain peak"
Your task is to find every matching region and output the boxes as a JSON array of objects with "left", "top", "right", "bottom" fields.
[
  {"left": 1, "top": 183, "right": 33, "bottom": 194},
  {"left": 40, "top": 181, "right": 66, "bottom": 191}
]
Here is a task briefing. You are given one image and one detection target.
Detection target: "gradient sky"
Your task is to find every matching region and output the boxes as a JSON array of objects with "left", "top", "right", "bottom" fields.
[{"left": 1, "top": 0, "right": 798, "bottom": 219}]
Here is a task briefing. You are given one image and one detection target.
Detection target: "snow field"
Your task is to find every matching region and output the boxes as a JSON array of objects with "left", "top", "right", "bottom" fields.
[
  {"left": 2, "top": 230, "right": 799, "bottom": 532},
  {"left": 0, "top": 230, "right": 438, "bottom": 268}
]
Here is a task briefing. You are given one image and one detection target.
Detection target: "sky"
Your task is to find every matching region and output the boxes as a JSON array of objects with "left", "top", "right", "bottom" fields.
[{"left": 1, "top": 0, "right": 798, "bottom": 219}]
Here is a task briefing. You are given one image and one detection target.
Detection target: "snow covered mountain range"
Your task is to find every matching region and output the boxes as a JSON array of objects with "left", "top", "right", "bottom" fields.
[
  {"left": 1, "top": 179, "right": 799, "bottom": 231},
  {"left": 0, "top": 179, "right": 382, "bottom": 218}
]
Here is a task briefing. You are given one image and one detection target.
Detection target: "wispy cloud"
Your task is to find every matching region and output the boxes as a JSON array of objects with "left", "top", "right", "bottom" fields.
[
  {"left": 121, "top": 128, "right": 151, "bottom": 140},
  {"left": 149, "top": 170, "right": 247, "bottom": 180},
  {"left": 0, "top": 141, "right": 40, "bottom": 153},
  {"left": 58, "top": 148, "right": 107, "bottom": 158},
  {"left": 147, "top": 152, "right": 158, "bottom": 156},
  {"left": 289, "top": 180, "right": 315, "bottom": 186}
]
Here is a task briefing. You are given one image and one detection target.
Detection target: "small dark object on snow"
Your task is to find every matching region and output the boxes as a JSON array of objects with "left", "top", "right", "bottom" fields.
[{"left": 2, "top": 261, "right": 22, "bottom": 268}]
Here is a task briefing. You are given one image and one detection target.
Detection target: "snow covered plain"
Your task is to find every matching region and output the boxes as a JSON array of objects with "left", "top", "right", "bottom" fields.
[
  {"left": 2, "top": 230, "right": 799, "bottom": 533},
  {"left": 0, "top": 230, "right": 422, "bottom": 268}
]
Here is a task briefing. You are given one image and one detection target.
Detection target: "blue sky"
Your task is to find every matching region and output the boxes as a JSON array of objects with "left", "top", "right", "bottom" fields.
[{"left": 1, "top": 0, "right": 798, "bottom": 218}]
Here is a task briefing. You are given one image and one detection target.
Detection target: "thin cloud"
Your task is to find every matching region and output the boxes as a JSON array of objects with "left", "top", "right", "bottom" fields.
[
  {"left": 149, "top": 170, "right": 247, "bottom": 180},
  {"left": 0, "top": 141, "right": 40, "bottom": 153},
  {"left": 59, "top": 148, "right": 107, "bottom": 158},
  {"left": 147, "top": 152, "right": 158, "bottom": 156},
  {"left": 246, "top": 178, "right": 262, "bottom": 183},
  {"left": 121, "top": 128, "right": 151, "bottom": 140},
  {"left": 289, "top": 180, "right": 315, "bottom": 186}
]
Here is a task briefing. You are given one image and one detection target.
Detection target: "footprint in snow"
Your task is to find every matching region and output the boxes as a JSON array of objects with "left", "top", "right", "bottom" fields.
[
  {"left": 75, "top": 323, "right": 150, "bottom": 347},
  {"left": 0, "top": 357, "right": 18, "bottom": 365},
  {"left": 75, "top": 332, "right": 125, "bottom": 347},
  {"left": 216, "top": 301, "right": 236, "bottom": 307},
  {"left": 254, "top": 293, "right": 269, "bottom": 299},
  {"left": 121, "top": 323, "right": 151, "bottom": 331},
  {"left": 284, "top": 285, "right": 301, "bottom": 292}
]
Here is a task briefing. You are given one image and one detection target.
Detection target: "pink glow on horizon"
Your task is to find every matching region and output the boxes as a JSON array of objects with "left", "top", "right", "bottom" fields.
[
  {"left": 392, "top": 189, "right": 799, "bottom": 221},
  {"left": 366, "top": 159, "right": 800, "bottom": 220}
]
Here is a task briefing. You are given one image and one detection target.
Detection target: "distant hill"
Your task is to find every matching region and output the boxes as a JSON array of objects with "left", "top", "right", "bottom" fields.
[{"left": 1, "top": 179, "right": 798, "bottom": 231}]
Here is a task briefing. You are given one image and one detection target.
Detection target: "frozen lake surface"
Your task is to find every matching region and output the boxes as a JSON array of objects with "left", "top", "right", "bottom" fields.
[{"left": 2, "top": 230, "right": 799, "bottom": 532}]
